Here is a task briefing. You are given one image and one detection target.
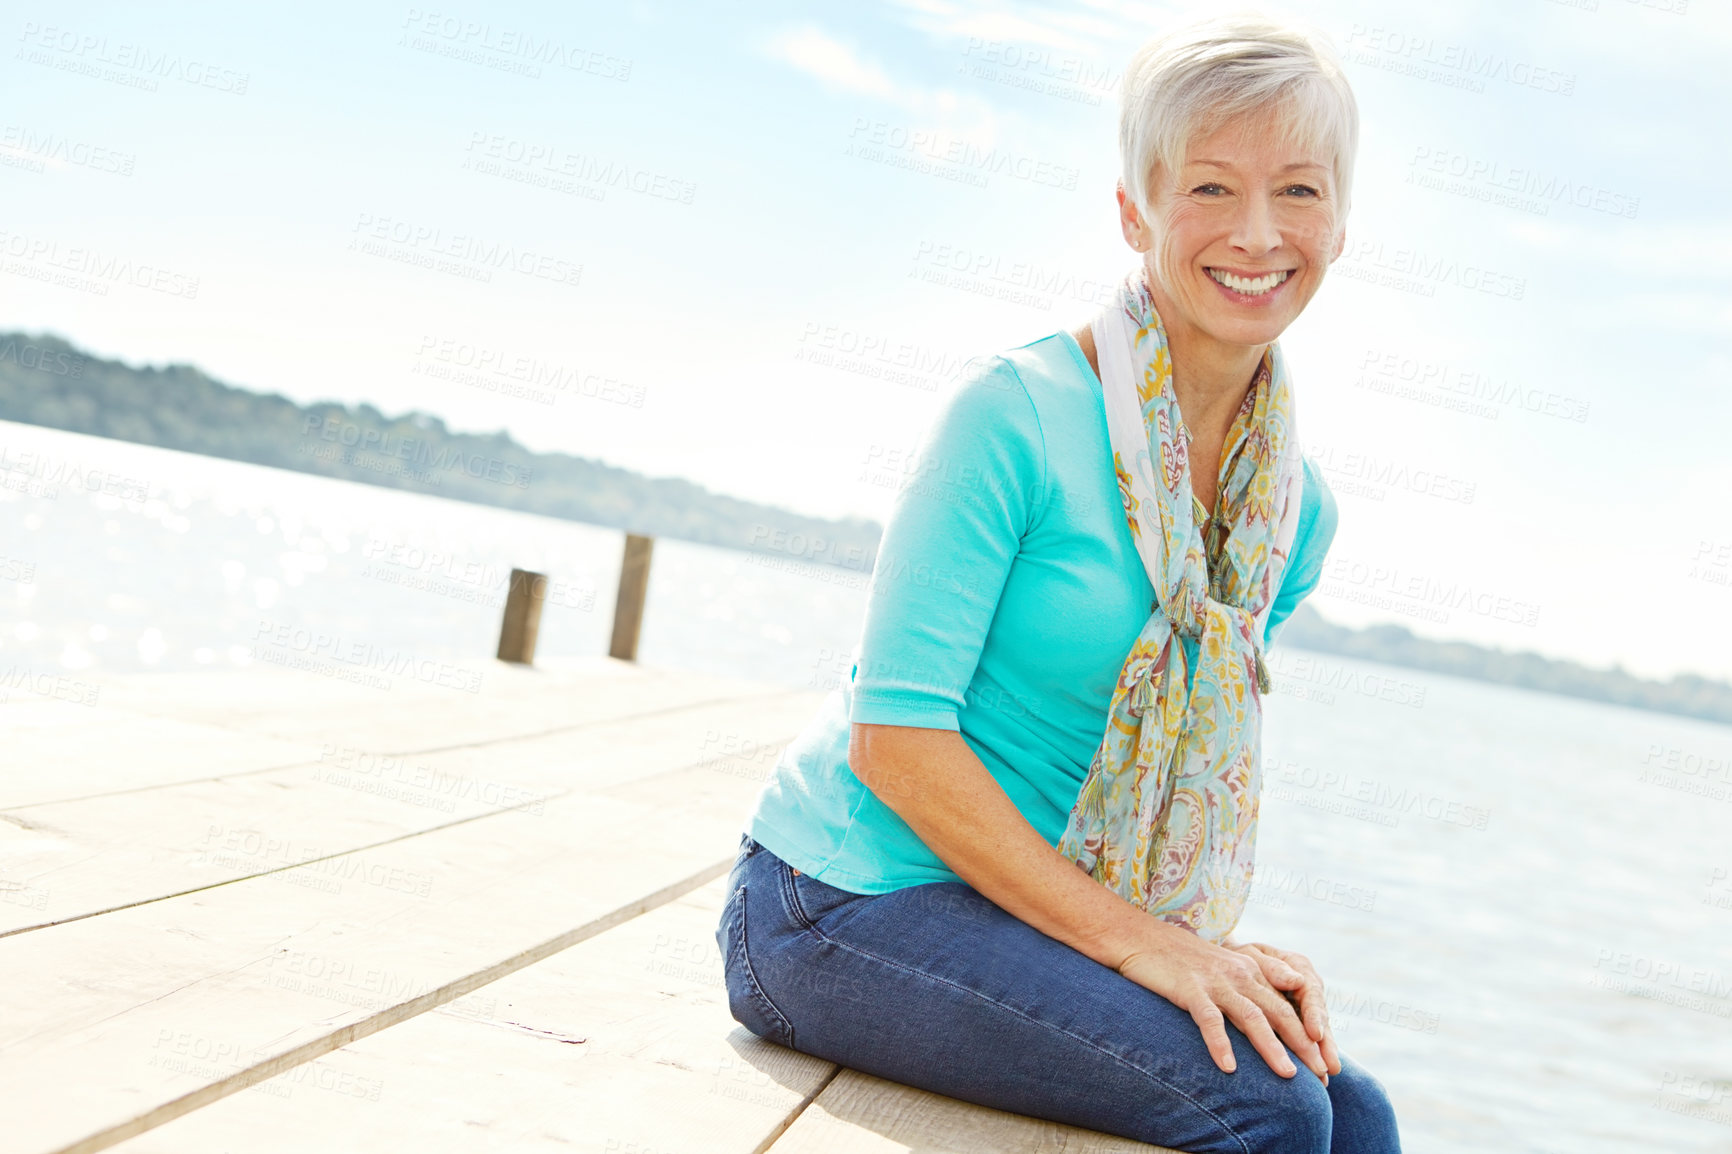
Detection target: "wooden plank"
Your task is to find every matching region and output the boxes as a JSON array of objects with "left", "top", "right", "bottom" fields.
[
  {"left": 105, "top": 879, "right": 838, "bottom": 1153},
  {"left": 0, "top": 704, "right": 322, "bottom": 810},
  {"left": 0, "top": 661, "right": 786, "bottom": 810},
  {"left": 2, "top": 805, "right": 724, "bottom": 1153},
  {"left": 0, "top": 770, "right": 569, "bottom": 938},
  {"left": 768, "top": 1071, "right": 1182, "bottom": 1154},
  {"left": 0, "top": 692, "right": 809, "bottom": 1154},
  {"left": 1, "top": 691, "right": 821, "bottom": 936},
  {"left": 68, "top": 658, "right": 781, "bottom": 754},
  {"left": 345, "top": 688, "right": 818, "bottom": 800}
]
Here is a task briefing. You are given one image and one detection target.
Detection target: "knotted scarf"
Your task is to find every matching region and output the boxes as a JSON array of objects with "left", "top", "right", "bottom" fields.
[{"left": 1056, "top": 268, "right": 1305, "bottom": 943}]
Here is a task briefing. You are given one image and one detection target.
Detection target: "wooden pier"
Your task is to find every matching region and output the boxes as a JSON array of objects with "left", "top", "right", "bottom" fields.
[{"left": 2, "top": 553, "right": 1176, "bottom": 1152}]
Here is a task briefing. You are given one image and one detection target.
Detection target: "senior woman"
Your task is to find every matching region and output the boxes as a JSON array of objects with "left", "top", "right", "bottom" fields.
[{"left": 717, "top": 15, "right": 1401, "bottom": 1154}]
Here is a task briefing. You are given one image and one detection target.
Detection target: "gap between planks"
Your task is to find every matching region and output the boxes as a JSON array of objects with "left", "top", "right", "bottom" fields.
[
  {"left": 0, "top": 789, "right": 565, "bottom": 940},
  {"left": 96, "top": 875, "right": 838, "bottom": 1153},
  {"left": 752, "top": 1068, "right": 845, "bottom": 1154},
  {"left": 2, "top": 688, "right": 813, "bottom": 938},
  {"left": 51, "top": 855, "right": 738, "bottom": 1154},
  {"left": 3, "top": 688, "right": 792, "bottom": 814}
]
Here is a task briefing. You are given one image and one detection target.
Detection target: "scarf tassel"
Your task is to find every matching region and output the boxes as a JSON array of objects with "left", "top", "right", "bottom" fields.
[
  {"left": 1131, "top": 671, "right": 1157, "bottom": 717},
  {"left": 1133, "top": 646, "right": 1268, "bottom": 711}
]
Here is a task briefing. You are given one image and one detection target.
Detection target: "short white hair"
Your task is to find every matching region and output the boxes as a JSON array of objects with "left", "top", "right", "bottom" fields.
[{"left": 1120, "top": 14, "right": 1359, "bottom": 226}]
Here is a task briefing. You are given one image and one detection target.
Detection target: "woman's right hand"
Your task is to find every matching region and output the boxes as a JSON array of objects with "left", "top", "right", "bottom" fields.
[
  {"left": 1116, "top": 924, "right": 1331, "bottom": 1081},
  {"left": 848, "top": 724, "right": 1331, "bottom": 1083}
]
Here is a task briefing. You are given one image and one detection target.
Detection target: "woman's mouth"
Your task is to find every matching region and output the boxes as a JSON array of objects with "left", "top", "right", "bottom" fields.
[{"left": 1205, "top": 267, "right": 1294, "bottom": 298}]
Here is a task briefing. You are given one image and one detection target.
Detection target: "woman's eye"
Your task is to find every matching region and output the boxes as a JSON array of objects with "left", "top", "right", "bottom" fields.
[
  {"left": 1283, "top": 184, "right": 1320, "bottom": 197},
  {"left": 1192, "top": 183, "right": 1227, "bottom": 196}
]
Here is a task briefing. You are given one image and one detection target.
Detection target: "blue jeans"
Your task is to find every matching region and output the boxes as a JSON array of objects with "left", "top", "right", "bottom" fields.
[{"left": 716, "top": 835, "right": 1401, "bottom": 1154}]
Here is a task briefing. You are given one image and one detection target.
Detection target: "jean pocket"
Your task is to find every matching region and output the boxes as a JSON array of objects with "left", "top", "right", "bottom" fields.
[
  {"left": 780, "top": 860, "right": 866, "bottom": 934},
  {"left": 718, "top": 881, "right": 796, "bottom": 1049}
]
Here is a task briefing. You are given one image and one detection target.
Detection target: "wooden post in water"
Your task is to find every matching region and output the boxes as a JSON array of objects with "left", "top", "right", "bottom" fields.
[
  {"left": 609, "top": 534, "right": 654, "bottom": 662},
  {"left": 497, "top": 568, "right": 547, "bottom": 664}
]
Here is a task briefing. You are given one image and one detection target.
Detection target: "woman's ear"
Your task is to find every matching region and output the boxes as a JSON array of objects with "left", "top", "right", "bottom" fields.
[
  {"left": 1330, "top": 226, "right": 1347, "bottom": 264},
  {"left": 1117, "top": 181, "right": 1149, "bottom": 252}
]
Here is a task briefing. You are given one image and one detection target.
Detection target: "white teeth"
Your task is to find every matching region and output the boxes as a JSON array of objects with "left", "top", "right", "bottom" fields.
[{"left": 1207, "top": 268, "right": 1292, "bottom": 295}]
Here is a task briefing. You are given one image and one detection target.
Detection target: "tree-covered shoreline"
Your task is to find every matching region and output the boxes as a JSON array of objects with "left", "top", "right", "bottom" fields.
[
  {"left": 0, "top": 329, "right": 882, "bottom": 569},
  {"left": 1280, "top": 604, "right": 1732, "bottom": 727}
]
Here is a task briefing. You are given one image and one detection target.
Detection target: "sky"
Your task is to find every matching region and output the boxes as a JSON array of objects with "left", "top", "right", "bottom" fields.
[{"left": 2, "top": 0, "right": 1729, "bottom": 681}]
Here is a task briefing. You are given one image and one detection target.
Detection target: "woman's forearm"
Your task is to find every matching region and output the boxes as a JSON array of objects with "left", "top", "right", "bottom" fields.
[
  {"left": 847, "top": 722, "right": 1178, "bottom": 970},
  {"left": 847, "top": 721, "right": 1332, "bottom": 1080}
]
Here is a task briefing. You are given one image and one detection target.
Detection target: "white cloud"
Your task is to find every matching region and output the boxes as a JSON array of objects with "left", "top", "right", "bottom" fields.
[
  {"left": 884, "top": 0, "right": 1125, "bottom": 54},
  {"left": 759, "top": 23, "right": 1015, "bottom": 148},
  {"left": 762, "top": 26, "right": 915, "bottom": 106}
]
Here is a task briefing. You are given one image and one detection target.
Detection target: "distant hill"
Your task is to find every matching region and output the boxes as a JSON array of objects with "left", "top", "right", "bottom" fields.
[
  {"left": 0, "top": 330, "right": 882, "bottom": 570},
  {"left": 4, "top": 328, "right": 1727, "bottom": 727},
  {"left": 1280, "top": 603, "right": 1732, "bottom": 727}
]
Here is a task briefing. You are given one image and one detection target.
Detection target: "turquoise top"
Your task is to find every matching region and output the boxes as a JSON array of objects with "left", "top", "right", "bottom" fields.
[{"left": 746, "top": 331, "right": 1338, "bottom": 894}]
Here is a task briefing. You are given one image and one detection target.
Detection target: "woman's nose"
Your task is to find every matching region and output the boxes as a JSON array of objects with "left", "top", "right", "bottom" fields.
[{"left": 1229, "top": 196, "right": 1282, "bottom": 256}]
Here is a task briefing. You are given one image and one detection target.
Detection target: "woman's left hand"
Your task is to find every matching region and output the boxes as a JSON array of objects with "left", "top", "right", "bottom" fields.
[{"left": 1225, "top": 940, "right": 1342, "bottom": 1084}]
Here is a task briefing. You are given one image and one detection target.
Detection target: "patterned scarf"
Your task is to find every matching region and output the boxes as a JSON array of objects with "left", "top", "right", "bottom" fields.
[{"left": 1057, "top": 268, "right": 1305, "bottom": 943}]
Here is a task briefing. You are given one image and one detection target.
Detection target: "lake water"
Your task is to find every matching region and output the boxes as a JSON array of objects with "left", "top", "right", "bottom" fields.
[{"left": 3, "top": 420, "right": 1729, "bottom": 1153}]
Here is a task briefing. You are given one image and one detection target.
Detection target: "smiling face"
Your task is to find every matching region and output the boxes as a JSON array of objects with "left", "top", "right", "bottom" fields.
[{"left": 1122, "top": 104, "right": 1345, "bottom": 359}]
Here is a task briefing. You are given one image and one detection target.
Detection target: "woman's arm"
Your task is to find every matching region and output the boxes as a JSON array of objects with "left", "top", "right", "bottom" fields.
[{"left": 849, "top": 722, "right": 1334, "bottom": 1081}]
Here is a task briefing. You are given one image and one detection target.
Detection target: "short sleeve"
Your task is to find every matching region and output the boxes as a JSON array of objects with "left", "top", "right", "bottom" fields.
[
  {"left": 1264, "top": 456, "right": 1338, "bottom": 647},
  {"left": 848, "top": 355, "right": 1047, "bottom": 730}
]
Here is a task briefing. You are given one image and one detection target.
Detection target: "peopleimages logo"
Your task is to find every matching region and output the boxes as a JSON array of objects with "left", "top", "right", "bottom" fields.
[
  {"left": 0, "top": 443, "right": 147, "bottom": 502},
  {"left": 250, "top": 619, "right": 485, "bottom": 694},
  {"left": 300, "top": 417, "right": 532, "bottom": 488},
  {"left": 397, "top": 8, "right": 632, "bottom": 81},
  {"left": 846, "top": 118, "right": 1081, "bottom": 191},
  {"left": 1588, "top": 948, "right": 1732, "bottom": 1017},
  {"left": 0, "top": 337, "right": 85, "bottom": 376},
  {"left": 1334, "top": 238, "right": 1526, "bottom": 300},
  {"left": 957, "top": 38, "right": 1121, "bottom": 106},
  {"left": 1318, "top": 557, "right": 1541, "bottom": 627},
  {"left": 1342, "top": 25, "right": 1575, "bottom": 96},
  {"left": 0, "top": 227, "right": 201, "bottom": 298},
  {"left": 347, "top": 212, "right": 583, "bottom": 288},
  {"left": 909, "top": 240, "right": 1118, "bottom": 310},
  {"left": 15, "top": 21, "right": 251, "bottom": 94},
  {"left": 1408, "top": 146, "right": 1640, "bottom": 219},
  {"left": 461, "top": 131, "right": 694, "bottom": 204},
  {"left": 1355, "top": 347, "right": 1591, "bottom": 425},
  {"left": 0, "top": 124, "right": 136, "bottom": 176}
]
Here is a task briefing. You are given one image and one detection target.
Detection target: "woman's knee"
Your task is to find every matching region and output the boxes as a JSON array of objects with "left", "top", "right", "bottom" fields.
[
  {"left": 1325, "top": 1055, "right": 1402, "bottom": 1153},
  {"left": 1139, "top": 1046, "right": 1333, "bottom": 1154},
  {"left": 1224, "top": 1053, "right": 1402, "bottom": 1154},
  {"left": 1231, "top": 1064, "right": 1334, "bottom": 1154}
]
